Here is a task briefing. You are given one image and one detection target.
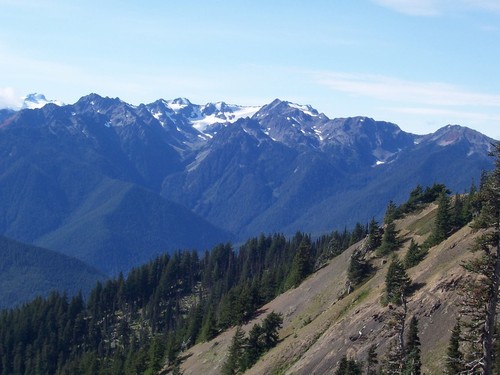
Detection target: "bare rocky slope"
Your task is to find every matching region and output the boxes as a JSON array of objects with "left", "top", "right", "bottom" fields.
[{"left": 179, "top": 203, "right": 478, "bottom": 374}]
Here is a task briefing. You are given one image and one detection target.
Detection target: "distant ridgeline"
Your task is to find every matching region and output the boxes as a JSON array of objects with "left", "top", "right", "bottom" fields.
[
  {"left": 0, "top": 180, "right": 484, "bottom": 375},
  {"left": 0, "top": 236, "right": 106, "bottom": 309},
  {"left": 0, "top": 94, "right": 495, "bottom": 279}
]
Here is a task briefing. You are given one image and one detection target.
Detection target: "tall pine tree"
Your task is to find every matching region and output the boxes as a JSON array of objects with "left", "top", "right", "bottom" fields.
[
  {"left": 385, "top": 257, "right": 411, "bottom": 305},
  {"left": 404, "top": 316, "right": 421, "bottom": 375},
  {"left": 221, "top": 326, "right": 246, "bottom": 375},
  {"left": 285, "top": 237, "right": 313, "bottom": 288},
  {"left": 429, "top": 190, "right": 452, "bottom": 246},
  {"left": 445, "top": 319, "right": 464, "bottom": 374},
  {"left": 404, "top": 239, "right": 427, "bottom": 269},
  {"left": 336, "top": 355, "right": 362, "bottom": 375},
  {"left": 377, "top": 217, "right": 401, "bottom": 256},
  {"left": 457, "top": 143, "right": 500, "bottom": 375},
  {"left": 368, "top": 217, "right": 382, "bottom": 251}
]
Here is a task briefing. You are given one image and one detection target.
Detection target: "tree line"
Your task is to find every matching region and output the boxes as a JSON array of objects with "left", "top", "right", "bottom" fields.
[{"left": 0, "top": 224, "right": 365, "bottom": 374}]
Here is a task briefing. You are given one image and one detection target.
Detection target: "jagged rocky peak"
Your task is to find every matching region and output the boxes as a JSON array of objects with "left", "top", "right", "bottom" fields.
[
  {"left": 70, "top": 93, "right": 146, "bottom": 130},
  {"left": 202, "top": 102, "right": 230, "bottom": 116},
  {"left": 422, "top": 124, "right": 495, "bottom": 157},
  {"left": 253, "top": 98, "right": 321, "bottom": 119},
  {"left": 74, "top": 93, "right": 124, "bottom": 111},
  {"left": 429, "top": 124, "right": 490, "bottom": 145},
  {"left": 329, "top": 116, "right": 397, "bottom": 133}
]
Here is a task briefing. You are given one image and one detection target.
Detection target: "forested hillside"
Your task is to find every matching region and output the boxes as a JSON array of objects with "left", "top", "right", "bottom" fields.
[
  {"left": 182, "top": 179, "right": 491, "bottom": 374},
  {"left": 0, "top": 223, "right": 365, "bottom": 374},
  {"left": 0, "top": 236, "right": 105, "bottom": 309},
  {"left": 1, "top": 178, "right": 482, "bottom": 375}
]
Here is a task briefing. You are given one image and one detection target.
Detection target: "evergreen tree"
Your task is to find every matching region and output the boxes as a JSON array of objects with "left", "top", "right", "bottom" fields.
[
  {"left": 348, "top": 251, "right": 371, "bottom": 286},
  {"left": 403, "top": 316, "right": 421, "bottom": 375},
  {"left": 241, "top": 311, "right": 282, "bottom": 371},
  {"left": 385, "top": 200, "right": 399, "bottom": 224},
  {"left": 285, "top": 237, "right": 313, "bottom": 288},
  {"left": 198, "top": 305, "right": 217, "bottom": 343},
  {"left": 368, "top": 217, "right": 382, "bottom": 251},
  {"left": 350, "top": 222, "right": 366, "bottom": 246},
  {"left": 383, "top": 279, "right": 409, "bottom": 375},
  {"left": 451, "top": 193, "right": 465, "bottom": 229},
  {"left": 221, "top": 326, "right": 246, "bottom": 375},
  {"left": 404, "top": 239, "right": 427, "bottom": 269},
  {"left": 261, "top": 311, "right": 283, "bottom": 350},
  {"left": 377, "top": 217, "right": 401, "bottom": 256},
  {"left": 429, "top": 190, "right": 452, "bottom": 245},
  {"left": 335, "top": 355, "right": 362, "bottom": 374},
  {"left": 145, "top": 336, "right": 166, "bottom": 375},
  {"left": 460, "top": 142, "right": 500, "bottom": 375},
  {"left": 385, "top": 257, "right": 411, "bottom": 305},
  {"left": 445, "top": 319, "right": 464, "bottom": 374},
  {"left": 406, "top": 184, "right": 424, "bottom": 212},
  {"left": 244, "top": 323, "right": 264, "bottom": 370}
]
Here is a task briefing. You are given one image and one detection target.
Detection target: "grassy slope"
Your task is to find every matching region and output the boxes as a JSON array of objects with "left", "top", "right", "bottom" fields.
[{"left": 180, "top": 203, "right": 477, "bottom": 374}]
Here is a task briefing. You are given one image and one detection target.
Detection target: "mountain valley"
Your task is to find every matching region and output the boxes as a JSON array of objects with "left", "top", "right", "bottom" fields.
[{"left": 0, "top": 94, "right": 494, "bottom": 282}]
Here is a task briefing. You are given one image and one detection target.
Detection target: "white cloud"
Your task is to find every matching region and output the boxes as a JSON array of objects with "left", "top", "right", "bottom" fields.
[
  {"left": 315, "top": 71, "right": 500, "bottom": 139},
  {"left": 316, "top": 72, "right": 500, "bottom": 108},
  {"left": 388, "top": 106, "right": 492, "bottom": 116},
  {"left": 371, "top": 0, "right": 441, "bottom": 16},
  {"left": 0, "top": 87, "right": 22, "bottom": 109},
  {"left": 463, "top": 0, "right": 500, "bottom": 13},
  {"left": 372, "top": 0, "right": 500, "bottom": 16},
  {"left": 385, "top": 106, "right": 500, "bottom": 125}
]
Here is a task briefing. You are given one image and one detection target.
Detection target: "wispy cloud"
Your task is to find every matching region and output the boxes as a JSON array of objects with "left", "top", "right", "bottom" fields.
[
  {"left": 371, "top": 0, "right": 441, "bottom": 16},
  {"left": 463, "top": 0, "right": 500, "bottom": 13},
  {"left": 386, "top": 106, "right": 500, "bottom": 124},
  {"left": 0, "top": 87, "right": 22, "bottom": 108},
  {"left": 313, "top": 71, "right": 500, "bottom": 139},
  {"left": 372, "top": 0, "right": 500, "bottom": 16},
  {"left": 316, "top": 72, "right": 500, "bottom": 108}
]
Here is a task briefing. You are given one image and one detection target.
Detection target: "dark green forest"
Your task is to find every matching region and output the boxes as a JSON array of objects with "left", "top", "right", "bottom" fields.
[
  {"left": 0, "top": 180, "right": 484, "bottom": 375},
  {"left": 0, "top": 222, "right": 367, "bottom": 375}
]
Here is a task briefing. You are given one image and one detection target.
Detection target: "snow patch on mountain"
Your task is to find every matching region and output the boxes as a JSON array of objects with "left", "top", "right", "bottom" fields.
[
  {"left": 22, "top": 93, "right": 64, "bottom": 109},
  {"left": 192, "top": 104, "right": 260, "bottom": 132},
  {"left": 288, "top": 102, "right": 319, "bottom": 117},
  {"left": 165, "top": 98, "right": 192, "bottom": 112}
]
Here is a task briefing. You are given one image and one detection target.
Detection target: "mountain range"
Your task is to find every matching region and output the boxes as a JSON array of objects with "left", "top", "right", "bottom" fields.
[{"left": 0, "top": 93, "right": 495, "bottom": 281}]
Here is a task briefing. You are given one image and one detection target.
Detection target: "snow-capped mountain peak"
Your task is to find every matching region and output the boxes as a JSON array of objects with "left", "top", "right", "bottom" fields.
[
  {"left": 146, "top": 98, "right": 261, "bottom": 134},
  {"left": 253, "top": 98, "right": 321, "bottom": 118},
  {"left": 22, "top": 93, "right": 64, "bottom": 109},
  {"left": 192, "top": 102, "right": 261, "bottom": 132},
  {"left": 165, "top": 97, "right": 192, "bottom": 112}
]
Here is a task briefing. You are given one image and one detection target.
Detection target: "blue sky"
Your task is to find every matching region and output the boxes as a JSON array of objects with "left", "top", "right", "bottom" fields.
[{"left": 1, "top": 0, "right": 499, "bottom": 139}]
